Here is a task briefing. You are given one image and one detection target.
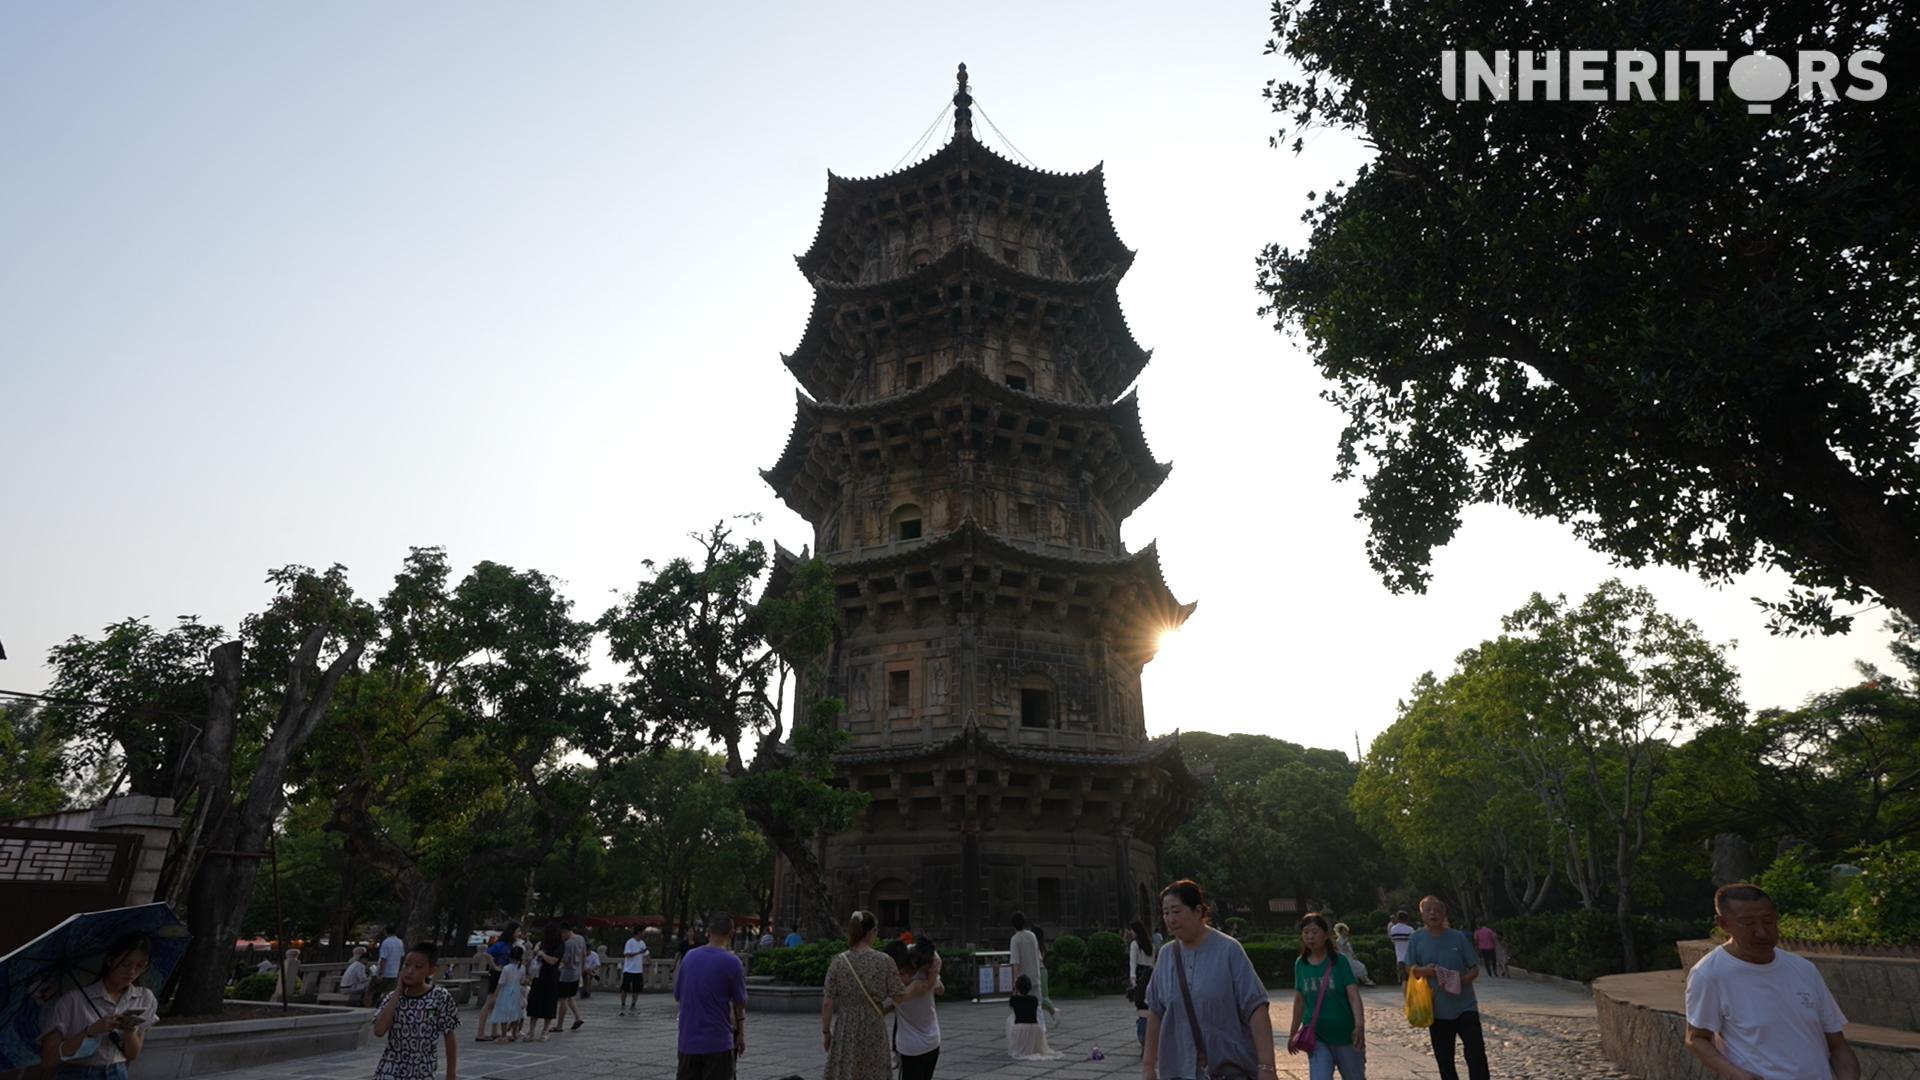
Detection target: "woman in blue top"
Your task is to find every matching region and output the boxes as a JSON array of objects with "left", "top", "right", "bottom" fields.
[
  {"left": 1287, "top": 913, "right": 1366, "bottom": 1080},
  {"left": 1141, "top": 881, "right": 1276, "bottom": 1080}
]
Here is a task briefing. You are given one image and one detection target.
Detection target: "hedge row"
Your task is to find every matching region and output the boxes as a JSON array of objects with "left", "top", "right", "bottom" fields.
[{"left": 1493, "top": 911, "right": 1714, "bottom": 982}]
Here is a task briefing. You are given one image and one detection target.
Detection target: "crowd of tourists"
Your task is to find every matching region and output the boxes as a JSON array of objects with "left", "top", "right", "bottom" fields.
[{"left": 33, "top": 874, "right": 1857, "bottom": 1080}]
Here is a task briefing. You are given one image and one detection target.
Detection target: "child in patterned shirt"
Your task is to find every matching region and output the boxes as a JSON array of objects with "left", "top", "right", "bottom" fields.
[{"left": 373, "top": 941, "right": 460, "bottom": 1080}]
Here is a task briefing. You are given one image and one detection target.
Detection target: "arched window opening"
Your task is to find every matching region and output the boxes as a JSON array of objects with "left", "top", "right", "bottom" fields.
[
  {"left": 1019, "top": 672, "right": 1055, "bottom": 728},
  {"left": 910, "top": 249, "right": 932, "bottom": 270},
  {"left": 891, "top": 503, "right": 924, "bottom": 541},
  {"left": 1005, "top": 361, "right": 1032, "bottom": 393}
]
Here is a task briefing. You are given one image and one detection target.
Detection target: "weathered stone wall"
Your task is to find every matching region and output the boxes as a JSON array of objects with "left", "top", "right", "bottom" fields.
[
  {"left": 819, "top": 827, "right": 1159, "bottom": 946},
  {"left": 1596, "top": 970, "right": 1920, "bottom": 1080}
]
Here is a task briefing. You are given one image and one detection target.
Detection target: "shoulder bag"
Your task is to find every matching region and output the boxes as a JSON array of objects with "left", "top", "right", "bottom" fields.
[
  {"left": 1287, "top": 956, "right": 1333, "bottom": 1053},
  {"left": 1171, "top": 938, "right": 1251, "bottom": 1080}
]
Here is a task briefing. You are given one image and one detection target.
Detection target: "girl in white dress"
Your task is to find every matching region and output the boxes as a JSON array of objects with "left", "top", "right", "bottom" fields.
[
  {"left": 1006, "top": 975, "right": 1060, "bottom": 1060},
  {"left": 492, "top": 948, "right": 527, "bottom": 1042}
]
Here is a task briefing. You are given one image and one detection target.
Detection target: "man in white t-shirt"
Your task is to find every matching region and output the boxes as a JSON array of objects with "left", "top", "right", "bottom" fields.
[
  {"left": 1388, "top": 910, "right": 1416, "bottom": 985},
  {"left": 375, "top": 926, "right": 404, "bottom": 1002},
  {"left": 1686, "top": 884, "right": 1860, "bottom": 1080},
  {"left": 620, "top": 931, "right": 650, "bottom": 1016}
]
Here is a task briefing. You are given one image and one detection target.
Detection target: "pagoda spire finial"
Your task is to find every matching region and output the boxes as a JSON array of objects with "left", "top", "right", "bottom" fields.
[{"left": 954, "top": 63, "right": 972, "bottom": 137}]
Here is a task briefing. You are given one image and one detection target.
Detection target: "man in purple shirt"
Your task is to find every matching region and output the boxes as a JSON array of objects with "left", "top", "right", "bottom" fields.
[{"left": 674, "top": 912, "right": 747, "bottom": 1080}]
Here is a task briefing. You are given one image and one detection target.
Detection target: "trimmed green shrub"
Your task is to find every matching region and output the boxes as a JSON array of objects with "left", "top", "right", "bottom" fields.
[
  {"left": 1052, "top": 960, "right": 1085, "bottom": 990},
  {"left": 1085, "top": 931, "right": 1128, "bottom": 990},
  {"left": 1051, "top": 934, "right": 1088, "bottom": 964},
  {"left": 230, "top": 972, "right": 279, "bottom": 1001},
  {"left": 1241, "top": 942, "right": 1292, "bottom": 988},
  {"left": 751, "top": 940, "right": 849, "bottom": 985}
]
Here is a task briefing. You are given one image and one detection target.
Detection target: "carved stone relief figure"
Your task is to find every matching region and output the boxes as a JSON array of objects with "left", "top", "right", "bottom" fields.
[
  {"left": 852, "top": 668, "right": 872, "bottom": 713},
  {"left": 986, "top": 489, "right": 1004, "bottom": 530},
  {"left": 931, "top": 490, "right": 949, "bottom": 531},
  {"left": 930, "top": 660, "right": 948, "bottom": 707},
  {"left": 1048, "top": 501, "right": 1069, "bottom": 543},
  {"left": 990, "top": 661, "right": 1010, "bottom": 706}
]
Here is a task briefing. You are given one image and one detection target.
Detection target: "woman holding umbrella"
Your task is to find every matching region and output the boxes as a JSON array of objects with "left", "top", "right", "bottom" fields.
[{"left": 38, "top": 931, "right": 157, "bottom": 1079}]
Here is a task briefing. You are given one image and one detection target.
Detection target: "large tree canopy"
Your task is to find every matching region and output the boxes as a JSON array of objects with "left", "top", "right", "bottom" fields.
[{"left": 1257, "top": 0, "right": 1918, "bottom": 633}]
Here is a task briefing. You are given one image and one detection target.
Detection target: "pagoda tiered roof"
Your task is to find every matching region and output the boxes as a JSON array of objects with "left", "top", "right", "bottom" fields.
[
  {"left": 780, "top": 276, "right": 1152, "bottom": 406},
  {"left": 762, "top": 360, "right": 1172, "bottom": 525},
  {"left": 836, "top": 724, "right": 1201, "bottom": 777},
  {"left": 795, "top": 127, "right": 1134, "bottom": 284},
  {"left": 816, "top": 518, "right": 1196, "bottom": 665}
]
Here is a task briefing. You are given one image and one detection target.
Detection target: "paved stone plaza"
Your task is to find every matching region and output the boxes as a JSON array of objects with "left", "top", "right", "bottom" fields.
[{"left": 191, "top": 974, "right": 1618, "bottom": 1080}]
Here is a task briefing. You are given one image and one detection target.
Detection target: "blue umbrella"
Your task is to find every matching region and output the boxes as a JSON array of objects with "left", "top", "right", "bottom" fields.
[{"left": 0, "top": 903, "right": 191, "bottom": 1071}]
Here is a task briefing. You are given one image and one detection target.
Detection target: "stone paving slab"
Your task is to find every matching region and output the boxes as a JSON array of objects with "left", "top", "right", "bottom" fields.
[{"left": 186, "top": 972, "right": 1604, "bottom": 1080}]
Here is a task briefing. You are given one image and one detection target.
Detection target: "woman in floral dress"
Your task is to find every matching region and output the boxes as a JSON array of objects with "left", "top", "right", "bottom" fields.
[{"left": 821, "top": 911, "right": 907, "bottom": 1080}]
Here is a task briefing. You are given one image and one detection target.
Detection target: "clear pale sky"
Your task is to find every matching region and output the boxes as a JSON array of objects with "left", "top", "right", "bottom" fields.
[{"left": 1, "top": 2, "right": 1896, "bottom": 755}]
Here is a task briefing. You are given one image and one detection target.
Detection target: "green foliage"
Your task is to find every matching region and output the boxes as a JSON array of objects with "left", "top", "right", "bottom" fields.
[
  {"left": 594, "top": 749, "right": 768, "bottom": 927},
  {"left": 44, "top": 615, "right": 226, "bottom": 798},
  {"left": 288, "top": 546, "right": 603, "bottom": 938},
  {"left": 1084, "top": 931, "right": 1128, "bottom": 989},
  {"left": 229, "top": 973, "right": 279, "bottom": 1001},
  {"left": 1494, "top": 912, "right": 1713, "bottom": 982},
  {"left": 0, "top": 702, "right": 69, "bottom": 818},
  {"left": 1165, "top": 732, "right": 1388, "bottom": 922},
  {"left": 1050, "top": 934, "right": 1087, "bottom": 964},
  {"left": 1256, "top": 0, "right": 1920, "bottom": 634},
  {"left": 751, "top": 941, "right": 848, "bottom": 985},
  {"left": 1355, "top": 580, "right": 1741, "bottom": 970},
  {"left": 1742, "top": 622, "right": 1920, "bottom": 853},
  {"left": 1767, "top": 843, "right": 1920, "bottom": 945},
  {"left": 1755, "top": 848, "right": 1838, "bottom": 920},
  {"left": 603, "top": 524, "right": 861, "bottom": 936}
]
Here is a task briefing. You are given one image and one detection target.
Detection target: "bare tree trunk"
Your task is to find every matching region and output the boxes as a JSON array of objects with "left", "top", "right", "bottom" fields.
[
  {"left": 740, "top": 806, "right": 839, "bottom": 941},
  {"left": 172, "top": 633, "right": 362, "bottom": 1015}
]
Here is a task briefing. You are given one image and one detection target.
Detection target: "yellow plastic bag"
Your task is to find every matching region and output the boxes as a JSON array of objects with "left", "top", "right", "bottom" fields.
[{"left": 1405, "top": 973, "right": 1435, "bottom": 1028}]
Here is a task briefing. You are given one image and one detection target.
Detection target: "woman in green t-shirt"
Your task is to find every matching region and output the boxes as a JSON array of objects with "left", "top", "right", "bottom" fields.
[{"left": 1287, "top": 913, "right": 1367, "bottom": 1080}]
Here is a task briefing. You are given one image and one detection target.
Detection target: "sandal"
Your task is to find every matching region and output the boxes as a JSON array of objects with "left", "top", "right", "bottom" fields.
[{"left": 476, "top": 1036, "right": 496, "bottom": 1043}]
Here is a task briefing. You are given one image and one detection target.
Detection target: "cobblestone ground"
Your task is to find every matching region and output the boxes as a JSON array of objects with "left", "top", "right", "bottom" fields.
[
  {"left": 191, "top": 970, "right": 1619, "bottom": 1080},
  {"left": 1355, "top": 981, "right": 1633, "bottom": 1080}
]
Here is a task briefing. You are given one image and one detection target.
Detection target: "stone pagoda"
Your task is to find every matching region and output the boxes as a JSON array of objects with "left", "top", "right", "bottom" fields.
[{"left": 763, "top": 66, "right": 1203, "bottom": 946}]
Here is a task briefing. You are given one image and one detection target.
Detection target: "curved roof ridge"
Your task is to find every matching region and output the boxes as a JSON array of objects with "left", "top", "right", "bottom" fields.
[
  {"left": 758, "top": 391, "right": 819, "bottom": 492},
  {"left": 809, "top": 234, "right": 1128, "bottom": 298},
  {"left": 819, "top": 518, "right": 1168, "bottom": 576},
  {"left": 762, "top": 365, "right": 1174, "bottom": 521},
  {"left": 832, "top": 728, "right": 1205, "bottom": 772},
  {"left": 1092, "top": 291, "right": 1154, "bottom": 391},
  {"left": 796, "top": 130, "right": 1130, "bottom": 278},
  {"left": 837, "top": 129, "right": 1098, "bottom": 186}
]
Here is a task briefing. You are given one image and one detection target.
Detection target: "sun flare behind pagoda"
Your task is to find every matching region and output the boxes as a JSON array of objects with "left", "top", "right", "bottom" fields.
[{"left": 762, "top": 65, "right": 1204, "bottom": 945}]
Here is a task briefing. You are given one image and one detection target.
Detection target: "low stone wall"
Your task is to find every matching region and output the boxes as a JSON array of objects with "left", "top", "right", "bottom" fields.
[
  {"left": 131, "top": 1004, "right": 370, "bottom": 1080},
  {"left": 1678, "top": 940, "right": 1920, "bottom": 1031},
  {"left": 747, "top": 985, "right": 824, "bottom": 1013},
  {"left": 1595, "top": 970, "right": 1920, "bottom": 1080}
]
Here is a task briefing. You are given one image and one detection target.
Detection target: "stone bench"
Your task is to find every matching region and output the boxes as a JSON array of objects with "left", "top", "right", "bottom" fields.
[{"left": 313, "top": 974, "right": 361, "bottom": 1006}]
